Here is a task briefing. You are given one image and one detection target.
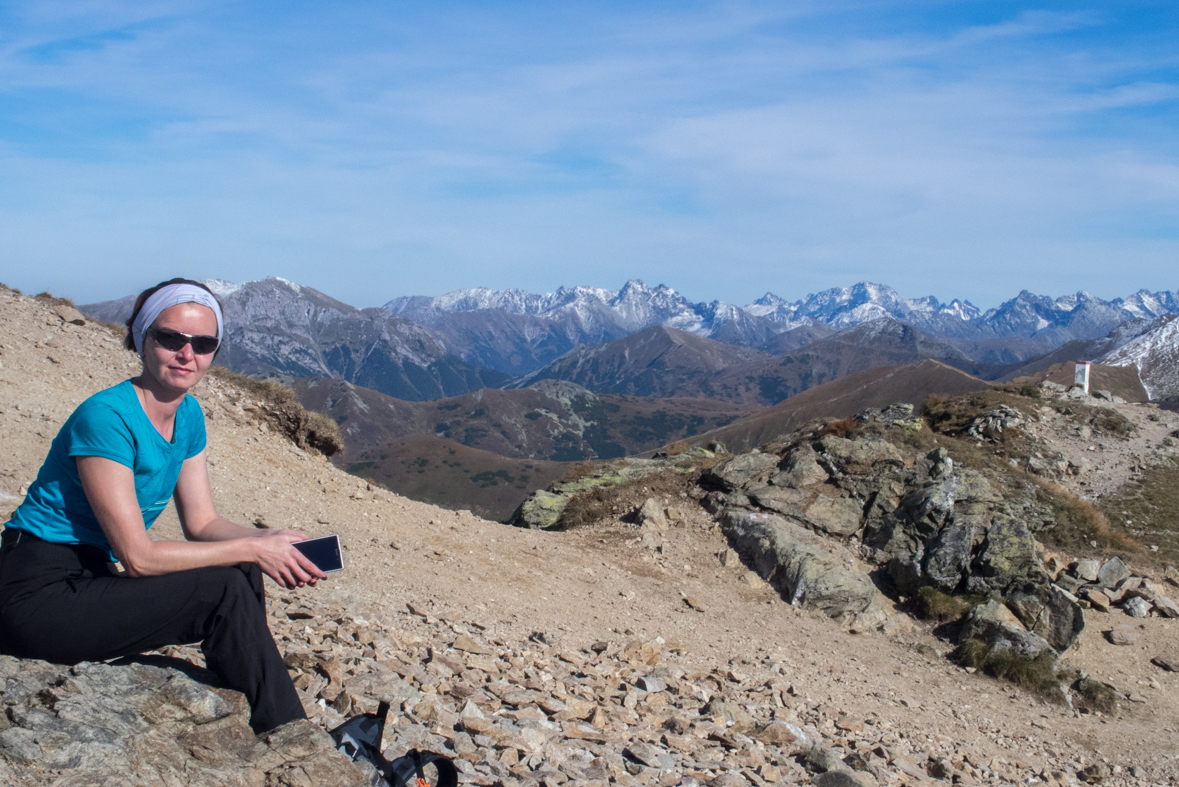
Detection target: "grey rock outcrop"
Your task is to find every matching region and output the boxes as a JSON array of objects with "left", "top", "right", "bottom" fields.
[
  {"left": 1006, "top": 586, "right": 1086, "bottom": 652},
  {"left": 923, "top": 522, "right": 975, "bottom": 592},
  {"left": 960, "top": 601, "right": 1055, "bottom": 662},
  {"left": 0, "top": 656, "right": 365, "bottom": 786},
  {"left": 721, "top": 511, "right": 886, "bottom": 627},
  {"left": 707, "top": 424, "right": 1052, "bottom": 600},
  {"left": 702, "top": 407, "right": 1099, "bottom": 655},
  {"left": 705, "top": 452, "right": 782, "bottom": 491}
]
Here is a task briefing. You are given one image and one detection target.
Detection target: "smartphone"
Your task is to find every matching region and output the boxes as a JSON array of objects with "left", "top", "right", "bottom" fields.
[{"left": 293, "top": 534, "right": 344, "bottom": 573}]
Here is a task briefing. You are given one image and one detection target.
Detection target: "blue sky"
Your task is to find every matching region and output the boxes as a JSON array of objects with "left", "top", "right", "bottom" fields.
[{"left": 0, "top": 1, "right": 1176, "bottom": 309}]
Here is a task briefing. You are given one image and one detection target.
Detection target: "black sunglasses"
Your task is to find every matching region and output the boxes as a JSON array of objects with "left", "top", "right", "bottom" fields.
[{"left": 149, "top": 327, "right": 219, "bottom": 355}]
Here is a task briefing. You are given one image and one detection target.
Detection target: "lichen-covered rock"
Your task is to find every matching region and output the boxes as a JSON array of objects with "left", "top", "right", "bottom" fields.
[
  {"left": 511, "top": 457, "right": 700, "bottom": 529},
  {"left": 960, "top": 601, "right": 1055, "bottom": 662},
  {"left": 1006, "top": 586, "right": 1086, "bottom": 652},
  {"left": 721, "top": 511, "right": 886, "bottom": 627},
  {"left": 512, "top": 489, "right": 567, "bottom": 529},
  {"left": 969, "top": 511, "right": 1045, "bottom": 593},
  {"left": 705, "top": 452, "right": 782, "bottom": 491}
]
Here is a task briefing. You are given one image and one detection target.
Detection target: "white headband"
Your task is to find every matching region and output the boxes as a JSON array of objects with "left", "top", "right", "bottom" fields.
[{"left": 131, "top": 283, "right": 224, "bottom": 355}]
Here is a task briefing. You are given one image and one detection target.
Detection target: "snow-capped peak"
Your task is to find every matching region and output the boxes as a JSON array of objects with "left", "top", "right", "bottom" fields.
[{"left": 202, "top": 278, "right": 246, "bottom": 298}]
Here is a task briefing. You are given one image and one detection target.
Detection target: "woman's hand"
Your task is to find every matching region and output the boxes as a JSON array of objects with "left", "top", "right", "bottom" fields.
[{"left": 251, "top": 530, "right": 327, "bottom": 589}]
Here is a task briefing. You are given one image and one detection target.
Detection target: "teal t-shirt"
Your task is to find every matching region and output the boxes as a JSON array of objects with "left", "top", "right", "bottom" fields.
[{"left": 6, "top": 380, "right": 207, "bottom": 555}]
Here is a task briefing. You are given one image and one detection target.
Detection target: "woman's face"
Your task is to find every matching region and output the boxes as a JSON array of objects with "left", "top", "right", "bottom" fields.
[{"left": 141, "top": 303, "right": 218, "bottom": 395}]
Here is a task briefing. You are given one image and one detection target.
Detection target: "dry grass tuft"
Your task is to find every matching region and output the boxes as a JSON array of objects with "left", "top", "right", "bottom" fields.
[
  {"left": 996, "top": 380, "right": 1043, "bottom": 399},
  {"left": 34, "top": 291, "right": 77, "bottom": 308},
  {"left": 916, "top": 587, "right": 977, "bottom": 623},
  {"left": 956, "top": 639, "right": 1064, "bottom": 701},
  {"left": 818, "top": 417, "right": 860, "bottom": 439},
  {"left": 555, "top": 488, "right": 617, "bottom": 530},
  {"left": 1071, "top": 675, "right": 1120, "bottom": 715},
  {"left": 922, "top": 390, "right": 1026, "bottom": 437},
  {"left": 207, "top": 367, "right": 344, "bottom": 457},
  {"left": 1098, "top": 464, "right": 1179, "bottom": 567},
  {"left": 557, "top": 462, "right": 605, "bottom": 485},
  {"left": 1033, "top": 478, "right": 1140, "bottom": 556}
]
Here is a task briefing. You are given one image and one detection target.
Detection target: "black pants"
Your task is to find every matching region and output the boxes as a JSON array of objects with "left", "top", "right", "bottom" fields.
[{"left": 0, "top": 528, "right": 305, "bottom": 733}]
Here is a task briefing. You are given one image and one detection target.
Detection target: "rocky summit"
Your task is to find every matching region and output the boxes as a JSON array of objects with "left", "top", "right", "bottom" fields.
[{"left": 4, "top": 285, "right": 1179, "bottom": 786}]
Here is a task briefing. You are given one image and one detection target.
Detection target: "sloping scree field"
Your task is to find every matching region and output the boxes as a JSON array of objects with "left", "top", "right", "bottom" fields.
[{"left": 0, "top": 286, "right": 1177, "bottom": 786}]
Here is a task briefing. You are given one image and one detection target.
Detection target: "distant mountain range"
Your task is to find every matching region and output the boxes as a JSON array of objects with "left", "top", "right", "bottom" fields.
[
  {"left": 388, "top": 280, "right": 1179, "bottom": 375},
  {"left": 82, "top": 276, "right": 1177, "bottom": 406},
  {"left": 511, "top": 318, "right": 1041, "bottom": 406}
]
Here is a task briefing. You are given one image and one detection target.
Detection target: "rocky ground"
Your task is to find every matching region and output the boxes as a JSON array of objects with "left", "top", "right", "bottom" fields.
[{"left": 1, "top": 286, "right": 1178, "bottom": 786}]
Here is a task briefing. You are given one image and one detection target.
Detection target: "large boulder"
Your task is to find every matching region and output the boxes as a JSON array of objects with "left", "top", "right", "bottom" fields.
[
  {"left": 1097, "top": 557, "right": 1131, "bottom": 589},
  {"left": 0, "top": 656, "right": 366, "bottom": 786},
  {"left": 803, "top": 494, "right": 865, "bottom": 537},
  {"left": 902, "top": 478, "right": 959, "bottom": 537},
  {"left": 1006, "top": 586, "right": 1086, "bottom": 652},
  {"left": 705, "top": 452, "right": 782, "bottom": 491},
  {"left": 771, "top": 445, "right": 828, "bottom": 488},
  {"left": 721, "top": 510, "right": 886, "bottom": 627},
  {"left": 746, "top": 487, "right": 864, "bottom": 537},
  {"left": 968, "top": 510, "right": 1045, "bottom": 593},
  {"left": 923, "top": 520, "right": 976, "bottom": 592},
  {"left": 816, "top": 435, "right": 904, "bottom": 475},
  {"left": 959, "top": 601, "right": 1055, "bottom": 662}
]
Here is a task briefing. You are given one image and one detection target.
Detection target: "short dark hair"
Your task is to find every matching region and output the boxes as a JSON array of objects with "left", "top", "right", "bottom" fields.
[{"left": 123, "top": 278, "right": 224, "bottom": 354}]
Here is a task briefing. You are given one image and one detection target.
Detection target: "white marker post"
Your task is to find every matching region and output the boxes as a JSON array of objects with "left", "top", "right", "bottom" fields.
[{"left": 1074, "top": 361, "right": 1091, "bottom": 395}]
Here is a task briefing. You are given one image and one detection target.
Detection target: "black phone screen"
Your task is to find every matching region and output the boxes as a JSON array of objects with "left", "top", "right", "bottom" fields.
[{"left": 293, "top": 534, "right": 344, "bottom": 572}]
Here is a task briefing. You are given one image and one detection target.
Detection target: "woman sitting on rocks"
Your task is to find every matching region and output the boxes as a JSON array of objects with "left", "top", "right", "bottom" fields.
[{"left": 0, "top": 278, "right": 324, "bottom": 734}]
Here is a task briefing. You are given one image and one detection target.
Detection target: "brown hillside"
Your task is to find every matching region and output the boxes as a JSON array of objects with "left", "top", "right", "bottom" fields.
[
  {"left": 509, "top": 325, "right": 769, "bottom": 398},
  {"left": 344, "top": 434, "right": 569, "bottom": 522},
  {"left": 709, "top": 319, "right": 1004, "bottom": 406},
  {"left": 693, "top": 360, "right": 991, "bottom": 452},
  {"left": 1011, "top": 361, "right": 1148, "bottom": 403},
  {"left": 293, "top": 376, "right": 756, "bottom": 462}
]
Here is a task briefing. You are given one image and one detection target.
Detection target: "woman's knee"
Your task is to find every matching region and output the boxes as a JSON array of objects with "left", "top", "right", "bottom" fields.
[
  {"left": 195, "top": 565, "right": 262, "bottom": 609},
  {"left": 234, "top": 562, "right": 266, "bottom": 603}
]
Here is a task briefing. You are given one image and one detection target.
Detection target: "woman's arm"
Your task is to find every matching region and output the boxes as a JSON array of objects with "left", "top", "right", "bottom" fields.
[{"left": 77, "top": 453, "right": 324, "bottom": 588}]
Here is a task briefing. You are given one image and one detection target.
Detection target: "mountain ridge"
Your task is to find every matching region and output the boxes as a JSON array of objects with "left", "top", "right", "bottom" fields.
[
  {"left": 82, "top": 277, "right": 1179, "bottom": 399},
  {"left": 81, "top": 277, "right": 506, "bottom": 401}
]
